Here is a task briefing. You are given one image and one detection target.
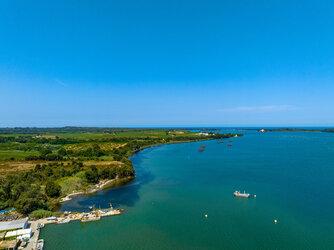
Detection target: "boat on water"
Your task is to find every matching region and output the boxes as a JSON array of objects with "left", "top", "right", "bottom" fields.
[
  {"left": 81, "top": 216, "right": 101, "bottom": 222},
  {"left": 198, "top": 145, "right": 206, "bottom": 152},
  {"left": 37, "top": 239, "right": 44, "bottom": 250},
  {"left": 57, "top": 218, "right": 70, "bottom": 224},
  {"left": 234, "top": 190, "right": 250, "bottom": 198},
  {"left": 227, "top": 143, "right": 232, "bottom": 146}
]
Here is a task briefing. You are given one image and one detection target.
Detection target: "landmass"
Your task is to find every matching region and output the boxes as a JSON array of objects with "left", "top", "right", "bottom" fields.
[
  {"left": 198, "top": 127, "right": 334, "bottom": 133},
  {"left": 0, "top": 127, "right": 240, "bottom": 218}
]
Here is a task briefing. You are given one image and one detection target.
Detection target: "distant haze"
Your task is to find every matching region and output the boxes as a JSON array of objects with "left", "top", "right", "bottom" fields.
[{"left": 1, "top": 0, "right": 334, "bottom": 127}]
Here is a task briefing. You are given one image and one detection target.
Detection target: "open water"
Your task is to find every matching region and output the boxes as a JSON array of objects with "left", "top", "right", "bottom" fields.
[{"left": 40, "top": 130, "right": 334, "bottom": 249}]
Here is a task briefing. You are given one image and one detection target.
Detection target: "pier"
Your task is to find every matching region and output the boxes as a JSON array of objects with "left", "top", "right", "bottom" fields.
[{"left": 27, "top": 208, "right": 122, "bottom": 249}]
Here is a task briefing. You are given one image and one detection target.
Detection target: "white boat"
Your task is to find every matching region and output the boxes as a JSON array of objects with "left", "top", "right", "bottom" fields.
[
  {"left": 234, "top": 190, "right": 250, "bottom": 198},
  {"left": 37, "top": 239, "right": 44, "bottom": 250},
  {"left": 57, "top": 218, "right": 70, "bottom": 224}
]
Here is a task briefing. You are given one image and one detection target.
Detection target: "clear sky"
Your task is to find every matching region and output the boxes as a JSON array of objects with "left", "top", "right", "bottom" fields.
[{"left": 1, "top": 0, "right": 333, "bottom": 127}]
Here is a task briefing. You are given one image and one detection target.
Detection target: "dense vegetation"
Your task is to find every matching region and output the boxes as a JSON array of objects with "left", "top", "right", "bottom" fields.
[{"left": 0, "top": 127, "right": 239, "bottom": 215}]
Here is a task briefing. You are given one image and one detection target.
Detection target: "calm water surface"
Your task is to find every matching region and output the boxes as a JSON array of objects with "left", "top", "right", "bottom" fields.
[{"left": 40, "top": 131, "right": 334, "bottom": 249}]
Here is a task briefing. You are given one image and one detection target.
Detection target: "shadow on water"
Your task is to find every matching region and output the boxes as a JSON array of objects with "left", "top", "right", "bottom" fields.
[{"left": 59, "top": 147, "right": 156, "bottom": 212}]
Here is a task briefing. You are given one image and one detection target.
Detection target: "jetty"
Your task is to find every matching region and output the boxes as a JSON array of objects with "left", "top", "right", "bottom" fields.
[
  {"left": 27, "top": 207, "right": 122, "bottom": 249},
  {"left": 38, "top": 208, "right": 122, "bottom": 226}
]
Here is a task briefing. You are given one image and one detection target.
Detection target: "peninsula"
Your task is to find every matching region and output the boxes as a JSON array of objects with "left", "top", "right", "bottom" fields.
[{"left": 0, "top": 127, "right": 241, "bottom": 218}]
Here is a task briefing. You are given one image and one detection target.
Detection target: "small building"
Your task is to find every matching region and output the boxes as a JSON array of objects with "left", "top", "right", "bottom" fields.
[
  {"left": 197, "top": 132, "right": 209, "bottom": 136},
  {"left": 5, "top": 228, "right": 32, "bottom": 240},
  {"left": 0, "top": 218, "right": 28, "bottom": 231}
]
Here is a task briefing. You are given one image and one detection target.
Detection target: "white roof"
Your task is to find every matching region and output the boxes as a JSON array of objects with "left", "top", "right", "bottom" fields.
[
  {"left": 17, "top": 233, "right": 32, "bottom": 240},
  {"left": 5, "top": 228, "right": 32, "bottom": 238},
  {"left": 0, "top": 218, "right": 28, "bottom": 231}
]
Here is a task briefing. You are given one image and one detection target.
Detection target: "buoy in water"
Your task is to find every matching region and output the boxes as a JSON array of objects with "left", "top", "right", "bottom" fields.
[
  {"left": 274, "top": 219, "right": 277, "bottom": 224},
  {"left": 205, "top": 214, "right": 208, "bottom": 219},
  {"left": 254, "top": 195, "right": 256, "bottom": 198}
]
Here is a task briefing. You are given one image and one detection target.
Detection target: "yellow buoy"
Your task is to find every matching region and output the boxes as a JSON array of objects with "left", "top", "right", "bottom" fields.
[
  {"left": 205, "top": 214, "right": 208, "bottom": 219},
  {"left": 274, "top": 219, "right": 277, "bottom": 224},
  {"left": 254, "top": 195, "right": 256, "bottom": 198}
]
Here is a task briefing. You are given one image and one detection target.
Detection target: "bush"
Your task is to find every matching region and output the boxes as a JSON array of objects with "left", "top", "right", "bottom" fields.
[
  {"left": 52, "top": 211, "right": 62, "bottom": 217},
  {"left": 29, "top": 209, "right": 52, "bottom": 219}
]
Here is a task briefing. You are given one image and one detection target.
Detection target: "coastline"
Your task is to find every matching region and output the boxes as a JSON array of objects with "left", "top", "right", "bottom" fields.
[
  {"left": 58, "top": 137, "right": 227, "bottom": 206},
  {"left": 34, "top": 134, "right": 241, "bottom": 248}
]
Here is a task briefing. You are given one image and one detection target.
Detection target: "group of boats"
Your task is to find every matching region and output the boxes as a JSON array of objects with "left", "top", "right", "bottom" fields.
[{"left": 199, "top": 140, "right": 234, "bottom": 151}]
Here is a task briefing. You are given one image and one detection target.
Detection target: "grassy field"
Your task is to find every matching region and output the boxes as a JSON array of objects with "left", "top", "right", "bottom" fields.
[
  {"left": 0, "top": 150, "right": 40, "bottom": 161},
  {"left": 0, "top": 128, "right": 207, "bottom": 175}
]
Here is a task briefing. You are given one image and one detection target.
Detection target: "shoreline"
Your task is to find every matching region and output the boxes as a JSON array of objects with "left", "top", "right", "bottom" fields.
[
  {"left": 33, "top": 134, "right": 241, "bottom": 248},
  {"left": 59, "top": 179, "right": 117, "bottom": 203},
  {"left": 58, "top": 137, "right": 224, "bottom": 205}
]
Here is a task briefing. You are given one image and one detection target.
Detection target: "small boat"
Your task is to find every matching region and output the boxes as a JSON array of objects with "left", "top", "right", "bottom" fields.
[
  {"left": 89, "top": 206, "right": 93, "bottom": 210},
  {"left": 57, "top": 219, "right": 70, "bottom": 224},
  {"left": 227, "top": 143, "right": 232, "bottom": 146},
  {"left": 37, "top": 239, "right": 44, "bottom": 250},
  {"left": 234, "top": 190, "right": 250, "bottom": 198},
  {"left": 198, "top": 145, "right": 206, "bottom": 152}
]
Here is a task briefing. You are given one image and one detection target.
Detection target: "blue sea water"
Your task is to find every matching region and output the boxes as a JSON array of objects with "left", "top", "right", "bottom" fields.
[{"left": 40, "top": 131, "right": 334, "bottom": 249}]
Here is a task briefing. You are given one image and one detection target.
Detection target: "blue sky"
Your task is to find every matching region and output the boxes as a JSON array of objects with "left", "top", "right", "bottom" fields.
[{"left": 1, "top": 0, "right": 333, "bottom": 127}]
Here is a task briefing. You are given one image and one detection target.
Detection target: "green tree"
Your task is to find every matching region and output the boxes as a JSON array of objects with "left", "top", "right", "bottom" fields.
[
  {"left": 45, "top": 181, "right": 61, "bottom": 197},
  {"left": 14, "top": 186, "right": 48, "bottom": 214}
]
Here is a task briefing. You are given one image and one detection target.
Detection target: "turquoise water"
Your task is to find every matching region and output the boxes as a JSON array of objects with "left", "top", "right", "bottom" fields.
[{"left": 40, "top": 131, "right": 334, "bottom": 249}]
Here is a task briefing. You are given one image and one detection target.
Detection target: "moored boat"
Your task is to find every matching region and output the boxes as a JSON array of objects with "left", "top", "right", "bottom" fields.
[
  {"left": 37, "top": 239, "right": 44, "bottom": 250},
  {"left": 234, "top": 190, "right": 250, "bottom": 198}
]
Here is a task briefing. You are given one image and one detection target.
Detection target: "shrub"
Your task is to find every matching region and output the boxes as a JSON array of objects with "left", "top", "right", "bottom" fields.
[{"left": 29, "top": 209, "right": 52, "bottom": 219}]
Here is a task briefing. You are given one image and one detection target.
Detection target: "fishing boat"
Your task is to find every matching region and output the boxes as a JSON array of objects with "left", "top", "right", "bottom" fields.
[{"left": 234, "top": 190, "right": 250, "bottom": 198}]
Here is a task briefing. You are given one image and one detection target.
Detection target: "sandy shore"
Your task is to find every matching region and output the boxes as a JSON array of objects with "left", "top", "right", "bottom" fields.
[{"left": 60, "top": 179, "right": 116, "bottom": 203}]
